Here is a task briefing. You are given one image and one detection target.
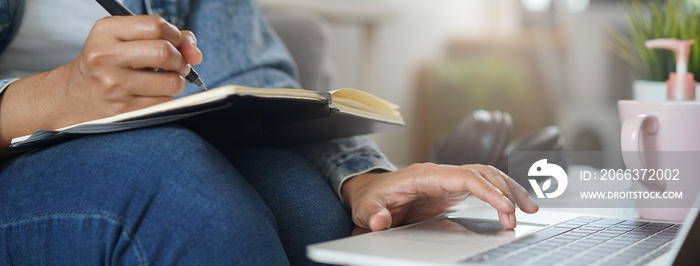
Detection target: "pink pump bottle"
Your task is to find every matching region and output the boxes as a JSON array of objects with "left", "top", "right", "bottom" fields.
[{"left": 645, "top": 39, "right": 696, "bottom": 101}]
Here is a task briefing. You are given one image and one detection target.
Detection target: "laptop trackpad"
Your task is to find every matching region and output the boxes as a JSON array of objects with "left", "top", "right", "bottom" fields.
[{"left": 379, "top": 217, "right": 546, "bottom": 246}]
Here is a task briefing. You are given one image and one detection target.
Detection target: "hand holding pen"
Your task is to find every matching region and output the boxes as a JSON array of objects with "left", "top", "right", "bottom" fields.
[
  {"left": 96, "top": 0, "right": 207, "bottom": 90},
  {"left": 0, "top": 0, "right": 208, "bottom": 153},
  {"left": 27, "top": 4, "right": 207, "bottom": 130}
]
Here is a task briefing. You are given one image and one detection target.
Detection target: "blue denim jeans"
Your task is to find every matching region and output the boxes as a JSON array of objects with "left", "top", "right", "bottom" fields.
[{"left": 0, "top": 125, "right": 353, "bottom": 265}]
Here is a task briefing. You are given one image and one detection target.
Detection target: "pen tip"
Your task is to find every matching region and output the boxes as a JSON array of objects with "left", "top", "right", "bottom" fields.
[
  {"left": 185, "top": 68, "right": 207, "bottom": 90},
  {"left": 195, "top": 80, "right": 208, "bottom": 90}
]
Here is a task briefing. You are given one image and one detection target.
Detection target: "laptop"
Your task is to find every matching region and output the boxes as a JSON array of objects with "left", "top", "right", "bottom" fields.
[{"left": 307, "top": 195, "right": 700, "bottom": 265}]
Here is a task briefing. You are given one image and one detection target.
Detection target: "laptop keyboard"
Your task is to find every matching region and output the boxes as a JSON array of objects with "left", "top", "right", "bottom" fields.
[{"left": 461, "top": 216, "right": 680, "bottom": 266}]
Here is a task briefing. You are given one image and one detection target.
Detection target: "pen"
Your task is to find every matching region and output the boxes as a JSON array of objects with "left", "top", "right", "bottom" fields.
[{"left": 95, "top": 0, "right": 208, "bottom": 90}]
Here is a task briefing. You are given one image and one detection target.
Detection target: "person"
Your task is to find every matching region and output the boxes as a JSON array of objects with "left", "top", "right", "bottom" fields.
[{"left": 0, "top": 0, "right": 539, "bottom": 265}]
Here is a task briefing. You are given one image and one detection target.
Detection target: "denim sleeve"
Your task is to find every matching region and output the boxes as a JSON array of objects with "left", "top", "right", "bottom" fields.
[
  {"left": 181, "top": 0, "right": 302, "bottom": 96},
  {"left": 289, "top": 136, "right": 397, "bottom": 199},
  {"left": 185, "top": 0, "right": 397, "bottom": 198},
  {"left": 0, "top": 78, "right": 19, "bottom": 95}
]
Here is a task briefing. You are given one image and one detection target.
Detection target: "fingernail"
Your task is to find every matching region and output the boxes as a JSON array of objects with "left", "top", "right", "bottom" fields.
[
  {"left": 189, "top": 34, "right": 198, "bottom": 46},
  {"left": 181, "top": 64, "right": 192, "bottom": 77},
  {"left": 509, "top": 212, "right": 517, "bottom": 224},
  {"left": 502, "top": 195, "right": 515, "bottom": 209},
  {"left": 370, "top": 208, "right": 392, "bottom": 231}
]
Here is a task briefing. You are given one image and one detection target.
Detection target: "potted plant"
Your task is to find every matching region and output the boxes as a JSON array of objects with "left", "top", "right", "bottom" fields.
[{"left": 611, "top": 0, "right": 700, "bottom": 100}]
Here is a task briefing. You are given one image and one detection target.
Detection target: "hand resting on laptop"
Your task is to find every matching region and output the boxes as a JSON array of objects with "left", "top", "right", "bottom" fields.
[{"left": 342, "top": 163, "right": 540, "bottom": 231}]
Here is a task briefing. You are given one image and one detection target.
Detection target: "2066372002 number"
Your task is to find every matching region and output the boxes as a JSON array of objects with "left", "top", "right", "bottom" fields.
[{"left": 579, "top": 169, "right": 680, "bottom": 181}]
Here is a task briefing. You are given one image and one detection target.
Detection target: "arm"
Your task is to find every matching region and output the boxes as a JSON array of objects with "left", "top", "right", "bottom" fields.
[
  {"left": 289, "top": 136, "right": 397, "bottom": 197},
  {"left": 0, "top": 15, "right": 202, "bottom": 161},
  {"left": 185, "top": 0, "right": 539, "bottom": 230}
]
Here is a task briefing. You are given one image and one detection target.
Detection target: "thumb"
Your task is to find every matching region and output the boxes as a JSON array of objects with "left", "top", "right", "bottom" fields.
[{"left": 368, "top": 208, "right": 392, "bottom": 232}]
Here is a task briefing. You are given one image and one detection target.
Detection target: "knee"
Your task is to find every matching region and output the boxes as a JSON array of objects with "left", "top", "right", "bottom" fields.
[
  {"left": 34, "top": 125, "right": 223, "bottom": 177},
  {"left": 81, "top": 125, "right": 215, "bottom": 166},
  {"left": 11, "top": 124, "right": 266, "bottom": 222}
]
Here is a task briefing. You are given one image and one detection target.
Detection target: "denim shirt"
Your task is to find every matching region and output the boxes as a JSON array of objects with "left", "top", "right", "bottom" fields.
[{"left": 0, "top": 0, "right": 396, "bottom": 198}]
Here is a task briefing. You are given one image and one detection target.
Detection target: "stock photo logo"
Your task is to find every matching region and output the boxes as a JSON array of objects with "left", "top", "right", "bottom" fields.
[{"left": 527, "top": 159, "right": 568, "bottom": 199}]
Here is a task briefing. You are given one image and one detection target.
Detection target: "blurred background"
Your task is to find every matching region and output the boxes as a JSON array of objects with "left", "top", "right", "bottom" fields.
[{"left": 260, "top": 0, "right": 656, "bottom": 168}]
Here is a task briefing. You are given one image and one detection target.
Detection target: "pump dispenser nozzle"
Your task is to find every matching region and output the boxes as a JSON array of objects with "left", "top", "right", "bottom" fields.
[{"left": 645, "top": 39, "right": 696, "bottom": 100}]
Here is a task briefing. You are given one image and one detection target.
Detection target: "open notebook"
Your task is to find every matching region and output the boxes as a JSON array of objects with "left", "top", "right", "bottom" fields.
[{"left": 8, "top": 86, "right": 404, "bottom": 151}]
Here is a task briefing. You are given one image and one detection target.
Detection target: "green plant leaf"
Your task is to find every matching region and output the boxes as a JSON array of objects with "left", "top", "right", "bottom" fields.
[{"left": 609, "top": 0, "right": 700, "bottom": 81}]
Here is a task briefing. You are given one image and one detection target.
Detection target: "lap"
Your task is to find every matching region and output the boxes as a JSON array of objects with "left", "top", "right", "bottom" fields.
[
  {"left": 0, "top": 125, "right": 288, "bottom": 265},
  {"left": 0, "top": 125, "right": 350, "bottom": 265}
]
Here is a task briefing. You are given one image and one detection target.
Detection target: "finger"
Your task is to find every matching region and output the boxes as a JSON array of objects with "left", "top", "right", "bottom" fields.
[
  {"left": 441, "top": 165, "right": 514, "bottom": 213},
  {"left": 126, "top": 40, "right": 188, "bottom": 76},
  {"left": 505, "top": 176, "right": 539, "bottom": 214},
  {"left": 471, "top": 165, "right": 538, "bottom": 212},
  {"left": 87, "top": 39, "right": 189, "bottom": 76},
  {"left": 95, "top": 15, "right": 183, "bottom": 46},
  {"left": 498, "top": 210, "right": 517, "bottom": 229},
  {"left": 486, "top": 167, "right": 520, "bottom": 217},
  {"left": 178, "top": 30, "right": 203, "bottom": 65},
  {"left": 369, "top": 208, "right": 393, "bottom": 232},
  {"left": 119, "top": 70, "right": 186, "bottom": 97},
  {"left": 95, "top": 69, "right": 186, "bottom": 100},
  {"left": 128, "top": 71, "right": 187, "bottom": 97},
  {"left": 115, "top": 95, "right": 176, "bottom": 113},
  {"left": 471, "top": 166, "right": 519, "bottom": 229},
  {"left": 469, "top": 165, "right": 514, "bottom": 205},
  {"left": 353, "top": 199, "right": 392, "bottom": 231},
  {"left": 405, "top": 164, "right": 499, "bottom": 198}
]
